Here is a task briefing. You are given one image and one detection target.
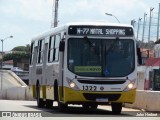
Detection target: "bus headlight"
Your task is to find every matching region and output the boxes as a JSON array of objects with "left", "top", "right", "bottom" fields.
[
  {"left": 124, "top": 80, "right": 136, "bottom": 91},
  {"left": 66, "top": 78, "right": 80, "bottom": 90},
  {"left": 69, "top": 82, "right": 76, "bottom": 88},
  {"left": 128, "top": 83, "right": 134, "bottom": 89}
]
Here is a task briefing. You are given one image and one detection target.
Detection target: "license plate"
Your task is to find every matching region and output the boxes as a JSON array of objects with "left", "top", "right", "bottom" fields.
[{"left": 96, "top": 98, "right": 108, "bottom": 102}]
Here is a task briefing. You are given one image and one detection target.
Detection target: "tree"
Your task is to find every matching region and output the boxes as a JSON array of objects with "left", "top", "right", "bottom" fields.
[
  {"left": 12, "top": 44, "right": 31, "bottom": 53},
  {"left": 25, "top": 44, "right": 31, "bottom": 53},
  {"left": 12, "top": 46, "right": 27, "bottom": 52},
  {"left": 3, "top": 52, "right": 30, "bottom": 66},
  {"left": 3, "top": 44, "right": 31, "bottom": 67}
]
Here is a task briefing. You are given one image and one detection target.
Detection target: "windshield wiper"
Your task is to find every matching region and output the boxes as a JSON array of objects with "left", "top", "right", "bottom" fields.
[
  {"left": 83, "top": 36, "right": 99, "bottom": 56},
  {"left": 105, "top": 37, "right": 119, "bottom": 55}
]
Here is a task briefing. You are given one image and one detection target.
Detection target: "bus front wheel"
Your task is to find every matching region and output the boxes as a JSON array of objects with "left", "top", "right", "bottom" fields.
[
  {"left": 58, "top": 102, "right": 68, "bottom": 112},
  {"left": 82, "top": 104, "right": 98, "bottom": 109},
  {"left": 56, "top": 86, "right": 68, "bottom": 112},
  {"left": 111, "top": 103, "right": 122, "bottom": 114}
]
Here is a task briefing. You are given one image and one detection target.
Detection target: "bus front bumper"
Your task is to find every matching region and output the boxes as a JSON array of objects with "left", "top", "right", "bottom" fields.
[{"left": 62, "top": 87, "right": 136, "bottom": 104}]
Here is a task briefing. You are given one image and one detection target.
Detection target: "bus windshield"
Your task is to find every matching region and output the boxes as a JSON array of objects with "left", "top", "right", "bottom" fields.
[{"left": 68, "top": 38, "right": 135, "bottom": 77}]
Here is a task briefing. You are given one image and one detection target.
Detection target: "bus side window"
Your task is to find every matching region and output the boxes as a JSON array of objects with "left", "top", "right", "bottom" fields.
[
  {"left": 54, "top": 34, "right": 61, "bottom": 61},
  {"left": 48, "top": 36, "right": 55, "bottom": 62},
  {"left": 37, "top": 39, "right": 44, "bottom": 63},
  {"left": 30, "top": 42, "right": 34, "bottom": 65}
]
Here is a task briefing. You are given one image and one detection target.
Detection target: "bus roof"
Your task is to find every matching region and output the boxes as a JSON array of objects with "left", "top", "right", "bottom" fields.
[
  {"left": 65, "top": 21, "right": 132, "bottom": 27},
  {"left": 31, "top": 21, "right": 133, "bottom": 42}
]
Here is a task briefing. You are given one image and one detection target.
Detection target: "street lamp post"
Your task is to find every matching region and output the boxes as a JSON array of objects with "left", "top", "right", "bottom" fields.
[
  {"left": 141, "top": 13, "right": 147, "bottom": 48},
  {"left": 0, "top": 35, "right": 13, "bottom": 90},
  {"left": 137, "top": 18, "right": 142, "bottom": 41},
  {"left": 148, "top": 7, "right": 154, "bottom": 49},
  {"left": 105, "top": 13, "right": 120, "bottom": 23}
]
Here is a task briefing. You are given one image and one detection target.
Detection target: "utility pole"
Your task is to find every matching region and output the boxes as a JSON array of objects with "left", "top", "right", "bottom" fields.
[
  {"left": 141, "top": 13, "right": 147, "bottom": 48},
  {"left": 51, "top": 0, "right": 59, "bottom": 28},
  {"left": 157, "top": 3, "right": 160, "bottom": 41},
  {"left": 137, "top": 18, "right": 142, "bottom": 41},
  {"left": 148, "top": 7, "right": 154, "bottom": 48}
]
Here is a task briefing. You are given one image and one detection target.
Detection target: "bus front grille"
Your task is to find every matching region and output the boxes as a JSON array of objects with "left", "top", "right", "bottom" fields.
[
  {"left": 78, "top": 80, "right": 126, "bottom": 84},
  {"left": 83, "top": 93, "right": 121, "bottom": 101}
]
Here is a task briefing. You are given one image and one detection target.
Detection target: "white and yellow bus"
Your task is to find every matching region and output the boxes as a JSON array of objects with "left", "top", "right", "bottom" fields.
[{"left": 29, "top": 22, "right": 140, "bottom": 114}]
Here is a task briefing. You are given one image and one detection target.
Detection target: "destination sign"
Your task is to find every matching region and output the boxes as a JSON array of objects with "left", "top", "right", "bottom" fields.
[{"left": 68, "top": 26, "right": 134, "bottom": 36}]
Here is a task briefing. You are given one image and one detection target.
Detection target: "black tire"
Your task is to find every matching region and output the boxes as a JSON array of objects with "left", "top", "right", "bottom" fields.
[
  {"left": 82, "top": 104, "right": 98, "bottom": 109},
  {"left": 46, "top": 99, "right": 53, "bottom": 108},
  {"left": 58, "top": 101, "right": 68, "bottom": 112},
  {"left": 91, "top": 105, "right": 98, "bottom": 109},
  {"left": 82, "top": 104, "right": 90, "bottom": 109},
  {"left": 54, "top": 82, "right": 58, "bottom": 101},
  {"left": 55, "top": 83, "right": 68, "bottom": 112},
  {"left": 111, "top": 103, "right": 122, "bottom": 114},
  {"left": 36, "top": 84, "right": 44, "bottom": 108}
]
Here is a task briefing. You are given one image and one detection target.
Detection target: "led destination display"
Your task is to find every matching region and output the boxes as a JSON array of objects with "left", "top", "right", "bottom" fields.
[{"left": 68, "top": 26, "right": 134, "bottom": 36}]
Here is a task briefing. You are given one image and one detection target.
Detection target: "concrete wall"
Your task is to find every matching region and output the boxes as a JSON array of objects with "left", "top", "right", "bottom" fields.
[
  {"left": 0, "top": 70, "right": 33, "bottom": 100},
  {"left": 0, "top": 70, "right": 27, "bottom": 90},
  {"left": 137, "top": 66, "right": 146, "bottom": 90},
  {"left": 125, "top": 90, "right": 160, "bottom": 111},
  {"left": 0, "top": 86, "right": 33, "bottom": 100}
]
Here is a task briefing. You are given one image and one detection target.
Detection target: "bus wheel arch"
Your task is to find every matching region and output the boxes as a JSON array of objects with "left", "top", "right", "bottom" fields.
[
  {"left": 36, "top": 80, "right": 40, "bottom": 99},
  {"left": 54, "top": 80, "right": 68, "bottom": 112},
  {"left": 54, "top": 80, "right": 58, "bottom": 101},
  {"left": 36, "top": 80, "right": 44, "bottom": 107}
]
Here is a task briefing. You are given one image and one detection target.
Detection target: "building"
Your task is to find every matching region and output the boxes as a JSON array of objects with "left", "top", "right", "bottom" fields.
[
  {"left": 3, "top": 60, "right": 14, "bottom": 70},
  {"left": 144, "top": 58, "right": 160, "bottom": 90},
  {"left": 1, "top": 51, "right": 29, "bottom": 71},
  {"left": 16, "top": 58, "right": 29, "bottom": 71},
  {"left": 140, "top": 48, "right": 154, "bottom": 65}
]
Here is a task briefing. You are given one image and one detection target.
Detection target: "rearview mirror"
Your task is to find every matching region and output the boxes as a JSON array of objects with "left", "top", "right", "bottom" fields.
[{"left": 137, "top": 47, "right": 142, "bottom": 65}]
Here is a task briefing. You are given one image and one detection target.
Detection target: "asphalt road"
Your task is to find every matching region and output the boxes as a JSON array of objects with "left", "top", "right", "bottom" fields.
[{"left": 0, "top": 100, "right": 159, "bottom": 120}]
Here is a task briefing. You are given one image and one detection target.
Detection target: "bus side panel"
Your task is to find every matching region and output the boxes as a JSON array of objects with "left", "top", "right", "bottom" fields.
[
  {"left": 39, "top": 42, "right": 48, "bottom": 100},
  {"left": 29, "top": 85, "right": 36, "bottom": 98},
  {"left": 46, "top": 86, "right": 54, "bottom": 100}
]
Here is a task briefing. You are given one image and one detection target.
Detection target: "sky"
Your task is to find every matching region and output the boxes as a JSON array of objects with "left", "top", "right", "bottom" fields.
[{"left": 0, "top": 0, "right": 160, "bottom": 51}]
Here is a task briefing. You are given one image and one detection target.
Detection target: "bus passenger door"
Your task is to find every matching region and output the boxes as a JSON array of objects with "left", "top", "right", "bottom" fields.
[{"left": 59, "top": 39, "right": 65, "bottom": 101}]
